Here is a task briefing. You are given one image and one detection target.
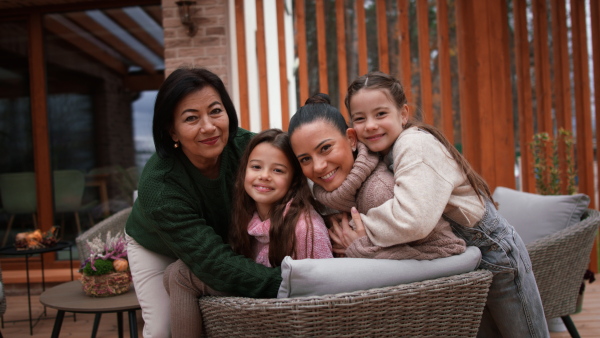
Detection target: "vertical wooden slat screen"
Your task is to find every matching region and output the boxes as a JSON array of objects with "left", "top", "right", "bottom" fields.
[
  {"left": 572, "top": 0, "right": 597, "bottom": 272},
  {"left": 295, "top": 0, "right": 309, "bottom": 105},
  {"left": 592, "top": 0, "right": 600, "bottom": 206},
  {"left": 356, "top": 0, "right": 367, "bottom": 76},
  {"left": 532, "top": 0, "right": 553, "bottom": 134},
  {"left": 335, "top": 0, "right": 348, "bottom": 117},
  {"left": 29, "top": 11, "right": 54, "bottom": 235},
  {"left": 492, "top": 0, "right": 515, "bottom": 188},
  {"left": 235, "top": 0, "right": 250, "bottom": 129},
  {"left": 397, "top": 0, "right": 412, "bottom": 105},
  {"left": 255, "top": 0, "right": 269, "bottom": 130},
  {"left": 570, "top": 0, "right": 596, "bottom": 209},
  {"left": 551, "top": 0, "right": 571, "bottom": 131},
  {"left": 276, "top": 0, "right": 289, "bottom": 129},
  {"left": 455, "top": 0, "right": 515, "bottom": 189},
  {"left": 551, "top": 0, "right": 572, "bottom": 194},
  {"left": 593, "top": 0, "right": 600, "bottom": 277},
  {"left": 513, "top": 0, "right": 535, "bottom": 193},
  {"left": 455, "top": 0, "right": 481, "bottom": 172},
  {"left": 436, "top": 0, "right": 453, "bottom": 143},
  {"left": 416, "top": 0, "right": 432, "bottom": 124},
  {"left": 316, "top": 0, "right": 328, "bottom": 93},
  {"left": 376, "top": 0, "right": 389, "bottom": 73}
]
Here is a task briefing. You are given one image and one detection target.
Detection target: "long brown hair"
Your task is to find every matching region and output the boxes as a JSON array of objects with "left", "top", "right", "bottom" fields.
[
  {"left": 229, "top": 129, "right": 321, "bottom": 267},
  {"left": 346, "top": 71, "right": 493, "bottom": 204}
]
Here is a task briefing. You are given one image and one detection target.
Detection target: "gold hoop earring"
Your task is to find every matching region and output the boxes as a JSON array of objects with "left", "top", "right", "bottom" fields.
[{"left": 174, "top": 142, "right": 179, "bottom": 148}]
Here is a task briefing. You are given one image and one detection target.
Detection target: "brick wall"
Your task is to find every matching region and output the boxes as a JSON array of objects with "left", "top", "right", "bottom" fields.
[{"left": 162, "top": 0, "right": 232, "bottom": 89}]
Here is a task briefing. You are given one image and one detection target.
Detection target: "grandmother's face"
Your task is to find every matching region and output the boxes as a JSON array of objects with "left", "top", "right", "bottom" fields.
[{"left": 170, "top": 86, "right": 229, "bottom": 172}]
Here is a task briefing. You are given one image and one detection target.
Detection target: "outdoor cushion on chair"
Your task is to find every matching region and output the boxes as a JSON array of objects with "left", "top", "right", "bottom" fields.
[
  {"left": 492, "top": 186, "right": 589, "bottom": 244},
  {"left": 493, "top": 187, "right": 598, "bottom": 338},
  {"left": 278, "top": 245, "right": 481, "bottom": 298}
]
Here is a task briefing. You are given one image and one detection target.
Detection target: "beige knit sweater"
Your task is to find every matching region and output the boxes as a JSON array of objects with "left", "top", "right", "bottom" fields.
[
  {"left": 362, "top": 127, "right": 486, "bottom": 248},
  {"left": 313, "top": 142, "right": 466, "bottom": 260}
]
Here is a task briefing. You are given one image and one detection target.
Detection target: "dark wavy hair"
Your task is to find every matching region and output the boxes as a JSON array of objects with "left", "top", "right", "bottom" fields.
[
  {"left": 228, "top": 129, "right": 322, "bottom": 267},
  {"left": 288, "top": 93, "right": 348, "bottom": 138},
  {"left": 346, "top": 71, "right": 493, "bottom": 203},
  {"left": 152, "top": 67, "right": 239, "bottom": 158}
]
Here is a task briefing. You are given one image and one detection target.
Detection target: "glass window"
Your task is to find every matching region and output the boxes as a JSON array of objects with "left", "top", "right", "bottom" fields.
[
  {"left": 0, "top": 20, "right": 36, "bottom": 247},
  {"left": 43, "top": 5, "right": 163, "bottom": 247}
]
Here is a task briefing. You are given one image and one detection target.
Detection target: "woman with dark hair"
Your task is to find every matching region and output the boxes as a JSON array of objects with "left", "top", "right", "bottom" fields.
[{"left": 125, "top": 67, "right": 282, "bottom": 337}]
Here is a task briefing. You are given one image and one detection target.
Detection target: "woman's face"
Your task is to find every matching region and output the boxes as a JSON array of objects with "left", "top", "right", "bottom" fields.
[
  {"left": 290, "top": 120, "right": 356, "bottom": 192},
  {"left": 170, "top": 86, "right": 229, "bottom": 171}
]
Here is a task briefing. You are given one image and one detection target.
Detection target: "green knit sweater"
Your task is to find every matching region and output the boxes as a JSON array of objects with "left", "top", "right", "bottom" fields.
[{"left": 125, "top": 128, "right": 282, "bottom": 298}]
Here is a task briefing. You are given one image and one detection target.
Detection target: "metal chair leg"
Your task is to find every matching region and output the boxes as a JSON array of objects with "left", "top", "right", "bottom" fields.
[{"left": 561, "top": 315, "right": 581, "bottom": 338}]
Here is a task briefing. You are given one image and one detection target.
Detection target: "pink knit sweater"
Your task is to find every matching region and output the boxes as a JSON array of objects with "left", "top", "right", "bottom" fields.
[
  {"left": 313, "top": 142, "right": 466, "bottom": 260},
  {"left": 247, "top": 204, "right": 333, "bottom": 267}
]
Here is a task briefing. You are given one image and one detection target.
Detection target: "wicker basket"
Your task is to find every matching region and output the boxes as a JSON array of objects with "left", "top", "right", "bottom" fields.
[{"left": 81, "top": 271, "right": 132, "bottom": 297}]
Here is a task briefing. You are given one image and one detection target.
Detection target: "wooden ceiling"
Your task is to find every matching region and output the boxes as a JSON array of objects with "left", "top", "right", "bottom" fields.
[{"left": 0, "top": 0, "right": 164, "bottom": 91}]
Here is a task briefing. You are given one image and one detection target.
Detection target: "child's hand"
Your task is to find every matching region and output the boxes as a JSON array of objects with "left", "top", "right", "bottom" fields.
[
  {"left": 328, "top": 208, "right": 366, "bottom": 253},
  {"left": 349, "top": 207, "right": 367, "bottom": 237}
]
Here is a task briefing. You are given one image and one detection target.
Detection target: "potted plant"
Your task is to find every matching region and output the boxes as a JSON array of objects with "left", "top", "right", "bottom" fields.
[
  {"left": 79, "top": 231, "right": 131, "bottom": 297},
  {"left": 530, "top": 128, "right": 595, "bottom": 317}
]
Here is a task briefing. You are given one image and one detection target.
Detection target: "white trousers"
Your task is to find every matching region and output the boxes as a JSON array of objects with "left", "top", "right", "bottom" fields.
[{"left": 125, "top": 231, "right": 176, "bottom": 338}]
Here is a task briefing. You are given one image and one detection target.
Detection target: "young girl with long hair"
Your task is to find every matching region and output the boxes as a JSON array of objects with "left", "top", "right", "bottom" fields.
[
  {"left": 335, "top": 71, "right": 549, "bottom": 337},
  {"left": 228, "top": 128, "right": 333, "bottom": 267},
  {"left": 164, "top": 128, "right": 332, "bottom": 337}
]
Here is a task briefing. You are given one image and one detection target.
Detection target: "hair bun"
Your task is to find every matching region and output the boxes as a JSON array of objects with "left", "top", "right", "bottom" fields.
[{"left": 305, "top": 93, "right": 331, "bottom": 105}]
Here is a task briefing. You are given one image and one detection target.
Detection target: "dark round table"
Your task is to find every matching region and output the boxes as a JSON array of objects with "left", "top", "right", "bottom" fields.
[
  {"left": 40, "top": 280, "right": 140, "bottom": 338},
  {"left": 0, "top": 240, "right": 73, "bottom": 335}
]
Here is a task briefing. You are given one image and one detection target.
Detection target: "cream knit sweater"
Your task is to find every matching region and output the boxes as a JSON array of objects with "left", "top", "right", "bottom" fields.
[
  {"left": 314, "top": 142, "right": 466, "bottom": 260},
  {"left": 362, "top": 127, "right": 486, "bottom": 248}
]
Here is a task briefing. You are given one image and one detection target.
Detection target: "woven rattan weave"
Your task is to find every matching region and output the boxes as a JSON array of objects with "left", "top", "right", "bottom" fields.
[
  {"left": 200, "top": 269, "right": 493, "bottom": 337},
  {"left": 527, "top": 208, "right": 600, "bottom": 320}
]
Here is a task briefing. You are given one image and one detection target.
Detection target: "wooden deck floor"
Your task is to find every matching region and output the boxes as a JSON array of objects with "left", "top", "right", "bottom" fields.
[{"left": 0, "top": 279, "right": 598, "bottom": 337}]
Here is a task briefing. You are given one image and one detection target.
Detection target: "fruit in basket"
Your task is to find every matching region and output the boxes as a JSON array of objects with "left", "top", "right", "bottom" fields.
[{"left": 113, "top": 258, "right": 129, "bottom": 272}]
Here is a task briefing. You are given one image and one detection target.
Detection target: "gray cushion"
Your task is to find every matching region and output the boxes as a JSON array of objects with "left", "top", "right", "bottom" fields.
[
  {"left": 277, "top": 246, "right": 481, "bottom": 298},
  {"left": 492, "top": 187, "right": 590, "bottom": 245}
]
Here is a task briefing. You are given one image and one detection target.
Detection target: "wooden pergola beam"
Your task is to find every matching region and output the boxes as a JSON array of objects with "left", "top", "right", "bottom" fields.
[{"left": 44, "top": 14, "right": 128, "bottom": 75}]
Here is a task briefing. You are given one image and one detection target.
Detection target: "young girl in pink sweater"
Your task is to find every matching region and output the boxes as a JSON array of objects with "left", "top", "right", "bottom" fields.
[
  {"left": 228, "top": 128, "right": 333, "bottom": 267},
  {"left": 165, "top": 129, "right": 331, "bottom": 337}
]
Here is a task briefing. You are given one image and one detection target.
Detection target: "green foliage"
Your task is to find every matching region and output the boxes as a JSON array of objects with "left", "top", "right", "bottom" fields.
[
  {"left": 529, "top": 128, "right": 576, "bottom": 195},
  {"left": 82, "top": 259, "right": 114, "bottom": 276}
]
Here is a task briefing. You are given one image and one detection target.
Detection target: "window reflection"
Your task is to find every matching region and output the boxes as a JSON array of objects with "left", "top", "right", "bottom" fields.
[{"left": 0, "top": 20, "right": 36, "bottom": 247}]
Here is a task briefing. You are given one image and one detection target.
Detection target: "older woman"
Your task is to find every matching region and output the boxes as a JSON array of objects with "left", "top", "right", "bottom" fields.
[{"left": 125, "top": 68, "right": 281, "bottom": 337}]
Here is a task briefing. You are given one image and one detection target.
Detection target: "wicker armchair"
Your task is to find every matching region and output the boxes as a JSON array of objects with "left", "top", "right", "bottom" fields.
[
  {"left": 526, "top": 208, "right": 600, "bottom": 337},
  {"left": 199, "top": 269, "right": 493, "bottom": 337},
  {"left": 76, "top": 207, "right": 132, "bottom": 261}
]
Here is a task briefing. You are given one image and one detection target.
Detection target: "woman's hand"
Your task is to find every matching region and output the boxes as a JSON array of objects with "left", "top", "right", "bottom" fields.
[{"left": 328, "top": 207, "right": 367, "bottom": 254}]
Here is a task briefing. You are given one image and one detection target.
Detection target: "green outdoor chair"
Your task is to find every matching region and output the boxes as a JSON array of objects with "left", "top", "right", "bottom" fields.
[
  {"left": 0, "top": 172, "right": 37, "bottom": 246},
  {"left": 53, "top": 170, "right": 86, "bottom": 235}
]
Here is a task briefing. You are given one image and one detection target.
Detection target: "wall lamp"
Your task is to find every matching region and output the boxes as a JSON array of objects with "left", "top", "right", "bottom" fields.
[{"left": 176, "top": 1, "right": 197, "bottom": 37}]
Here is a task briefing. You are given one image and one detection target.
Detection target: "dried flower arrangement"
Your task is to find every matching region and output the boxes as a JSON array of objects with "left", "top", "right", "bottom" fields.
[
  {"left": 79, "top": 231, "right": 131, "bottom": 297},
  {"left": 15, "top": 226, "right": 59, "bottom": 250}
]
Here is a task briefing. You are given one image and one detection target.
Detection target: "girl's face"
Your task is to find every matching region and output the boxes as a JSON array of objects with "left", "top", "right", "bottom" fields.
[
  {"left": 244, "top": 142, "right": 293, "bottom": 220},
  {"left": 170, "top": 86, "right": 230, "bottom": 172},
  {"left": 349, "top": 88, "right": 408, "bottom": 155},
  {"left": 290, "top": 120, "right": 357, "bottom": 192}
]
